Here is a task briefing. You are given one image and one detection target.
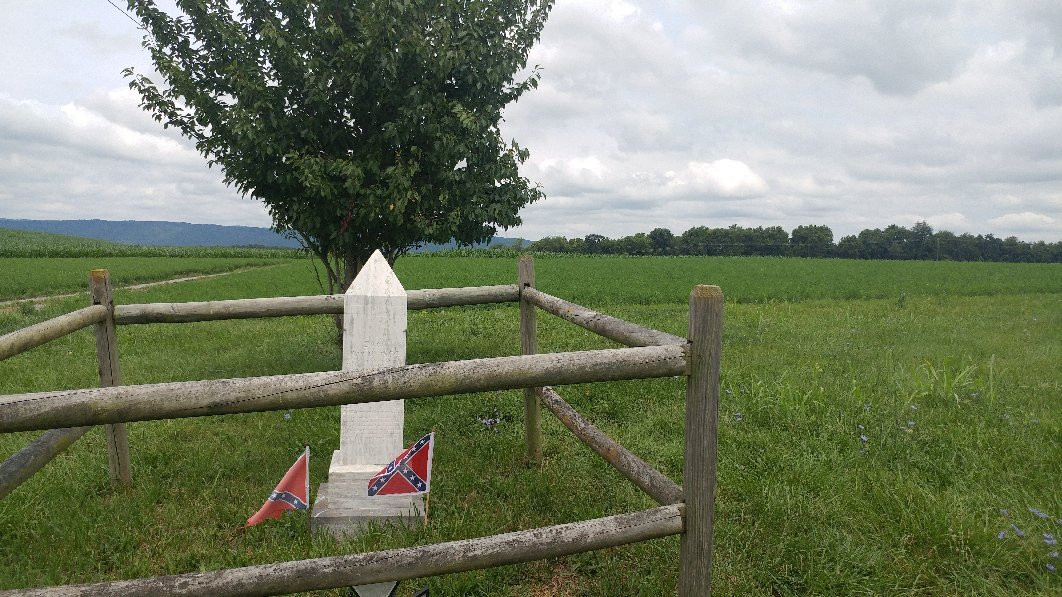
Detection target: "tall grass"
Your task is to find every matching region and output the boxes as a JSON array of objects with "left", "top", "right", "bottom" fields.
[
  {"left": 395, "top": 255, "right": 1061, "bottom": 304},
  {"left": 0, "top": 258, "right": 299, "bottom": 302},
  {"left": 0, "top": 256, "right": 1059, "bottom": 594}
]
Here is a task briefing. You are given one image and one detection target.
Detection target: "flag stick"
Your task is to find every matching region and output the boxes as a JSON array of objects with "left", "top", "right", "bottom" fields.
[
  {"left": 423, "top": 428, "right": 436, "bottom": 527},
  {"left": 304, "top": 445, "right": 311, "bottom": 535}
]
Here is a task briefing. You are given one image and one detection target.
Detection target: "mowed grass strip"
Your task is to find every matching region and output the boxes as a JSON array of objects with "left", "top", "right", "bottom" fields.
[
  {"left": 0, "top": 257, "right": 297, "bottom": 303},
  {"left": 0, "top": 256, "right": 1059, "bottom": 595}
]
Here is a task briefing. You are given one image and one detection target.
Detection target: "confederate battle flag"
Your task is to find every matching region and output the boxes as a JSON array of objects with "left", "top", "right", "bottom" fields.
[
  {"left": 367, "top": 433, "right": 434, "bottom": 497},
  {"left": 243, "top": 447, "right": 310, "bottom": 528}
]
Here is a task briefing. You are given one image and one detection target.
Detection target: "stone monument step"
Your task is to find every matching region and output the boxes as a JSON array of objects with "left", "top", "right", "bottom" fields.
[{"left": 311, "top": 480, "right": 425, "bottom": 536}]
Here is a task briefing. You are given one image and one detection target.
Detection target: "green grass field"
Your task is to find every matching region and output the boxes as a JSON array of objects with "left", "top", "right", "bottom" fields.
[
  {"left": 0, "top": 227, "right": 300, "bottom": 301},
  {"left": 1, "top": 255, "right": 1059, "bottom": 595}
]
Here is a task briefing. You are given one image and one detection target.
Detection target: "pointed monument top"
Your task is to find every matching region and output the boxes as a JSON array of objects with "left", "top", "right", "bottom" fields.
[{"left": 346, "top": 250, "right": 405, "bottom": 296}]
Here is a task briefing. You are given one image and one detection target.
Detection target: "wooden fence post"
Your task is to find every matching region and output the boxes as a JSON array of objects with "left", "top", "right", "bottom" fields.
[
  {"left": 518, "top": 256, "right": 542, "bottom": 464},
  {"left": 679, "top": 285, "right": 723, "bottom": 596},
  {"left": 89, "top": 269, "right": 132, "bottom": 488}
]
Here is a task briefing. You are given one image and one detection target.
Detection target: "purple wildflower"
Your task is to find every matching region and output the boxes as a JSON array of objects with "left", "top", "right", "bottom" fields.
[
  {"left": 1047, "top": 563, "right": 1057, "bottom": 572},
  {"left": 1011, "top": 524, "right": 1025, "bottom": 538},
  {"left": 997, "top": 530, "right": 1006, "bottom": 539},
  {"left": 478, "top": 411, "right": 502, "bottom": 432},
  {"left": 1030, "top": 507, "right": 1049, "bottom": 519},
  {"left": 1045, "top": 533, "right": 1058, "bottom": 546}
]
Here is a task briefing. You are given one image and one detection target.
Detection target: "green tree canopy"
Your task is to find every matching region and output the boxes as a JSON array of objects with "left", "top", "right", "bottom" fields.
[
  {"left": 790, "top": 224, "right": 834, "bottom": 258},
  {"left": 125, "top": 0, "right": 553, "bottom": 291},
  {"left": 648, "top": 227, "right": 674, "bottom": 255}
]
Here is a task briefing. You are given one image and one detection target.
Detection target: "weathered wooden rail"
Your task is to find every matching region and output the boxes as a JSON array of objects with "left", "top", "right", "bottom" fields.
[
  {"left": 0, "top": 257, "right": 722, "bottom": 595},
  {"left": 6, "top": 505, "right": 684, "bottom": 596},
  {"left": 0, "top": 283, "right": 519, "bottom": 497},
  {"left": 112, "top": 284, "right": 519, "bottom": 324},
  {"left": 0, "top": 346, "right": 685, "bottom": 432},
  {"left": 0, "top": 305, "right": 106, "bottom": 361},
  {"left": 539, "top": 385, "right": 685, "bottom": 506},
  {"left": 522, "top": 286, "right": 686, "bottom": 347}
]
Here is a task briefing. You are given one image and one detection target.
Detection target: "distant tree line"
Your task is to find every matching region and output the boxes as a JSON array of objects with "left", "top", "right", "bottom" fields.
[{"left": 528, "top": 222, "right": 1062, "bottom": 263}]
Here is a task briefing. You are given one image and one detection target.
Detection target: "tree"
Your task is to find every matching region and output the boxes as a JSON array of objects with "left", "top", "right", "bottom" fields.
[
  {"left": 858, "top": 228, "right": 886, "bottom": 260},
  {"left": 881, "top": 224, "right": 910, "bottom": 259},
  {"left": 954, "top": 233, "right": 981, "bottom": 261},
  {"left": 979, "top": 234, "right": 1005, "bottom": 261},
  {"left": 529, "top": 236, "right": 571, "bottom": 253},
  {"left": 678, "top": 226, "right": 710, "bottom": 256},
  {"left": 125, "top": 0, "right": 553, "bottom": 292},
  {"left": 790, "top": 224, "right": 834, "bottom": 258},
  {"left": 835, "top": 235, "right": 864, "bottom": 259},
  {"left": 648, "top": 227, "right": 674, "bottom": 255},
  {"left": 1001, "top": 236, "right": 1031, "bottom": 262},
  {"left": 617, "top": 232, "right": 652, "bottom": 255},
  {"left": 757, "top": 226, "right": 789, "bottom": 256},
  {"left": 583, "top": 234, "right": 609, "bottom": 254},
  {"left": 933, "top": 230, "right": 957, "bottom": 260},
  {"left": 907, "top": 221, "right": 934, "bottom": 260}
]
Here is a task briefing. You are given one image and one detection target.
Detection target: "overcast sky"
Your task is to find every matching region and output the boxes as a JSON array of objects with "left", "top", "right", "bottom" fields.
[{"left": 1, "top": 1, "right": 1060, "bottom": 242}]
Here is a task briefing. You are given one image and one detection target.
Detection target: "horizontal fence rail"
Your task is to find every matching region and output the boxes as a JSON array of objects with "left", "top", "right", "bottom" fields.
[
  {"left": 113, "top": 285, "right": 521, "bottom": 325},
  {"left": 408, "top": 284, "right": 520, "bottom": 310},
  {"left": 2, "top": 504, "right": 683, "bottom": 596},
  {"left": 0, "top": 345, "right": 687, "bottom": 433},
  {"left": 0, "top": 305, "right": 107, "bottom": 362},
  {"left": 521, "top": 287, "right": 685, "bottom": 347},
  {"left": 114, "top": 295, "right": 342, "bottom": 324},
  {"left": 0, "top": 256, "right": 721, "bottom": 594},
  {"left": 0, "top": 427, "right": 92, "bottom": 500},
  {"left": 539, "top": 386, "right": 684, "bottom": 505}
]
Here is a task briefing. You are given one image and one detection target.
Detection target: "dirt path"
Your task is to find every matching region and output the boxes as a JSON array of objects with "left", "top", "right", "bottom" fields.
[{"left": 0, "top": 264, "right": 280, "bottom": 309}]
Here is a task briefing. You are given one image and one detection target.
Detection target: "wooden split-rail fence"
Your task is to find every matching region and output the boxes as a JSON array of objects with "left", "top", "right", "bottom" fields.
[{"left": 0, "top": 257, "right": 722, "bottom": 596}]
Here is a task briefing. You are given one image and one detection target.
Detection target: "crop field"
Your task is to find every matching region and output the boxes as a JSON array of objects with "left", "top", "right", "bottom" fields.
[
  {"left": 0, "top": 227, "right": 300, "bottom": 301},
  {"left": 0, "top": 254, "right": 1059, "bottom": 595},
  {"left": 0, "top": 227, "right": 300, "bottom": 259}
]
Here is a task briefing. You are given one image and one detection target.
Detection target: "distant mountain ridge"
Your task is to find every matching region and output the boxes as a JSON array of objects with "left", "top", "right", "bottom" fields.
[
  {"left": 0, "top": 218, "right": 522, "bottom": 251},
  {"left": 0, "top": 218, "right": 299, "bottom": 248}
]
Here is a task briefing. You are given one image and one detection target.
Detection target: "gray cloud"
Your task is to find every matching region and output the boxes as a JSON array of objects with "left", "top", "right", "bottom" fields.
[
  {"left": 0, "top": 1, "right": 1059, "bottom": 243},
  {"left": 0, "top": 93, "right": 270, "bottom": 226},
  {"left": 502, "top": 0, "right": 1062, "bottom": 241},
  {"left": 707, "top": 0, "right": 969, "bottom": 95}
]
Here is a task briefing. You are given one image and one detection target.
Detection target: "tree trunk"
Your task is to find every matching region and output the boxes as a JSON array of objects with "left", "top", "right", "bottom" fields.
[{"left": 342, "top": 253, "right": 364, "bottom": 293}]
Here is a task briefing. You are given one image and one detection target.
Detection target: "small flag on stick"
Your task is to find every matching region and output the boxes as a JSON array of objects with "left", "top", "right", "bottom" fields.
[
  {"left": 243, "top": 447, "right": 310, "bottom": 528},
  {"left": 367, "top": 433, "right": 434, "bottom": 497}
]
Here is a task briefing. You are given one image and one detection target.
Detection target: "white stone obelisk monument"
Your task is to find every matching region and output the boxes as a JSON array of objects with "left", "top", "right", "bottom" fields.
[{"left": 311, "top": 250, "right": 424, "bottom": 536}]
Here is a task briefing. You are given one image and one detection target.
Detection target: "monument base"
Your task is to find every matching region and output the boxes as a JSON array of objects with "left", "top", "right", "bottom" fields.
[{"left": 310, "top": 451, "right": 425, "bottom": 537}]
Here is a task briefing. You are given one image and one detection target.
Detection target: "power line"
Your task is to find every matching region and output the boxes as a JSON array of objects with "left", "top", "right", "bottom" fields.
[{"left": 105, "top": 0, "right": 147, "bottom": 31}]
